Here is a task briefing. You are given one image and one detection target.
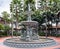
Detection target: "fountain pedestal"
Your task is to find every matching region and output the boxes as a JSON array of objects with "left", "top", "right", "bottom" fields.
[
  {"left": 21, "top": 21, "right": 39, "bottom": 41},
  {"left": 26, "top": 26, "right": 32, "bottom": 41}
]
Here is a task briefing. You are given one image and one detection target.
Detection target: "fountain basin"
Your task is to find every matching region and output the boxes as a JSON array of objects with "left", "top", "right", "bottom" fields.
[
  {"left": 21, "top": 21, "right": 38, "bottom": 26},
  {"left": 3, "top": 37, "right": 57, "bottom": 48}
]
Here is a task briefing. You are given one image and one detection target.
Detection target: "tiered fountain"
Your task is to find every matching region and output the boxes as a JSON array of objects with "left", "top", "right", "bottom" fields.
[
  {"left": 3, "top": 3, "right": 57, "bottom": 48},
  {"left": 20, "top": 4, "right": 39, "bottom": 41}
]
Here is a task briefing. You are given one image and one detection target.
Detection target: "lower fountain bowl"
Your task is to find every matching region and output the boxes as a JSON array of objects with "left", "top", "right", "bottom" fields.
[{"left": 3, "top": 37, "right": 57, "bottom": 48}]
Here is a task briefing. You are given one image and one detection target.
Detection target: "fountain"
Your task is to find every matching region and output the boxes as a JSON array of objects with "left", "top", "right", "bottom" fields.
[
  {"left": 20, "top": 4, "right": 39, "bottom": 41},
  {"left": 3, "top": 3, "right": 57, "bottom": 48}
]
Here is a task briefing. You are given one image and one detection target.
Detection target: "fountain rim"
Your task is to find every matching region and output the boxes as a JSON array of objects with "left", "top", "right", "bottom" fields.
[
  {"left": 21, "top": 21, "right": 38, "bottom": 25},
  {"left": 3, "top": 37, "right": 57, "bottom": 48}
]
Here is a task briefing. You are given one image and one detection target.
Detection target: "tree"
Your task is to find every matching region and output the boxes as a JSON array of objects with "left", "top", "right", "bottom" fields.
[
  {"left": 10, "top": 0, "right": 24, "bottom": 36},
  {"left": 42, "top": 11, "right": 56, "bottom": 36},
  {"left": 2, "top": 11, "right": 10, "bottom": 25},
  {"left": 39, "top": 0, "right": 60, "bottom": 13},
  {"left": 39, "top": 0, "right": 60, "bottom": 37},
  {"left": 55, "top": 12, "right": 60, "bottom": 36},
  {"left": 1, "top": 11, "right": 11, "bottom": 36}
]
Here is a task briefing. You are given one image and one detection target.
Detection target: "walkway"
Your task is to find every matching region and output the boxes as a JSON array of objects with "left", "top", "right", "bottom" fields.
[{"left": 0, "top": 36, "right": 60, "bottom": 49}]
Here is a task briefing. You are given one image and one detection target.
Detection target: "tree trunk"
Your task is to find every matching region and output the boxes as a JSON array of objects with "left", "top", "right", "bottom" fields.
[
  {"left": 11, "top": 21, "right": 14, "bottom": 37},
  {"left": 56, "top": 23, "right": 58, "bottom": 37},
  {"left": 15, "top": 4, "right": 19, "bottom": 36},
  {"left": 4, "top": 20, "right": 8, "bottom": 36},
  {"left": 45, "top": 18, "right": 48, "bottom": 38},
  {"left": 15, "top": 21, "right": 18, "bottom": 36},
  {"left": 46, "top": 25, "right": 47, "bottom": 38}
]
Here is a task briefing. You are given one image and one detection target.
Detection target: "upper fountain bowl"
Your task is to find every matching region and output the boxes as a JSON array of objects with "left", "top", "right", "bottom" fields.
[{"left": 21, "top": 21, "right": 38, "bottom": 26}]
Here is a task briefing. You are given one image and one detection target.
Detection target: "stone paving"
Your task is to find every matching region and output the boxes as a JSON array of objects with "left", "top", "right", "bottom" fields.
[{"left": 0, "top": 36, "right": 60, "bottom": 49}]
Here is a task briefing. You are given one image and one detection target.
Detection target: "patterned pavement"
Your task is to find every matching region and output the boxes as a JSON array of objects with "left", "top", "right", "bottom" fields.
[{"left": 0, "top": 36, "right": 60, "bottom": 49}]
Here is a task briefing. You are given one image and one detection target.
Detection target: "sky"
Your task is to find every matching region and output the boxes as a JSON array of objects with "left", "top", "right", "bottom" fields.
[{"left": 0, "top": 0, "right": 12, "bottom": 16}]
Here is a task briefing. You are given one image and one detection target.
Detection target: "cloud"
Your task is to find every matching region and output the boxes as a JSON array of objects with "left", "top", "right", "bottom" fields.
[{"left": 0, "top": 0, "right": 12, "bottom": 15}]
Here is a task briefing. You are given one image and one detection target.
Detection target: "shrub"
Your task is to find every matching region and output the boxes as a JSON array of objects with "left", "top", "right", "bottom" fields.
[
  {"left": 38, "top": 32, "right": 45, "bottom": 36},
  {"left": 0, "top": 24, "right": 5, "bottom": 37},
  {"left": 13, "top": 31, "right": 21, "bottom": 36},
  {"left": 55, "top": 34, "right": 60, "bottom": 37},
  {"left": 0, "top": 24, "right": 5, "bottom": 30},
  {"left": 4, "top": 25, "right": 11, "bottom": 36}
]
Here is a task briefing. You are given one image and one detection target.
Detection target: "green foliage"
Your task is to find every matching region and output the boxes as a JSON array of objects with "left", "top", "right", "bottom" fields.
[
  {"left": 12, "top": 0, "right": 21, "bottom": 4},
  {"left": 40, "top": 0, "right": 60, "bottom": 13},
  {"left": 32, "top": 10, "right": 43, "bottom": 25},
  {"left": 13, "top": 31, "right": 21, "bottom": 36},
  {"left": 0, "top": 24, "right": 6, "bottom": 37},
  {"left": 0, "top": 24, "right": 11, "bottom": 37},
  {"left": 2, "top": 11, "right": 10, "bottom": 20},
  {"left": 3, "top": 25, "right": 11, "bottom": 36},
  {"left": 10, "top": 0, "right": 25, "bottom": 21},
  {"left": 50, "top": 33, "right": 60, "bottom": 37},
  {"left": 25, "top": 0, "right": 35, "bottom": 4},
  {"left": 56, "top": 34, "right": 60, "bottom": 37},
  {"left": 2, "top": 11, "right": 10, "bottom": 24},
  {"left": 4, "top": 25, "right": 11, "bottom": 31},
  {"left": 0, "top": 24, "right": 5, "bottom": 30},
  {"left": 38, "top": 32, "right": 45, "bottom": 36}
]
